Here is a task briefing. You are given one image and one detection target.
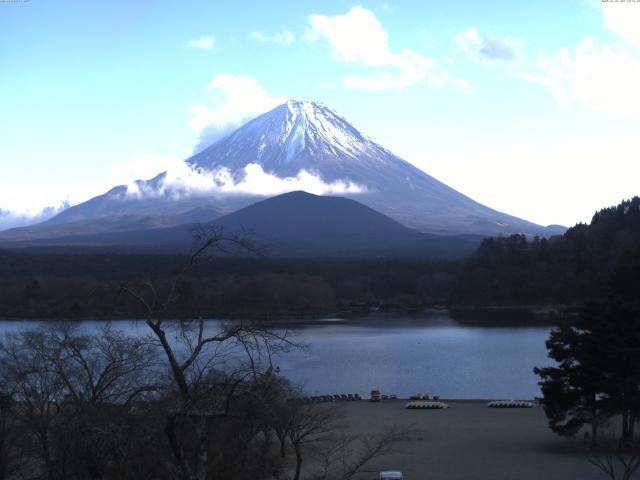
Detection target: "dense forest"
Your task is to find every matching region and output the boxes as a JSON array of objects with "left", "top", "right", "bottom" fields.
[
  {"left": 1, "top": 197, "right": 639, "bottom": 320},
  {"left": 0, "top": 252, "right": 461, "bottom": 319},
  {"left": 453, "top": 197, "right": 640, "bottom": 306}
]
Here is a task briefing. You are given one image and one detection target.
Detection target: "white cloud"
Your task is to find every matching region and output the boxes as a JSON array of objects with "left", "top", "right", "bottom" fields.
[
  {"left": 518, "top": 36, "right": 640, "bottom": 118},
  {"left": 602, "top": 2, "right": 640, "bottom": 49},
  {"left": 109, "top": 154, "right": 184, "bottom": 186},
  {"left": 452, "top": 78, "right": 473, "bottom": 95},
  {"left": 306, "top": 6, "right": 392, "bottom": 65},
  {"left": 188, "top": 75, "right": 288, "bottom": 152},
  {"left": 215, "top": 163, "right": 366, "bottom": 196},
  {"left": 456, "top": 28, "right": 523, "bottom": 63},
  {"left": 0, "top": 202, "right": 69, "bottom": 231},
  {"left": 187, "top": 36, "right": 215, "bottom": 51},
  {"left": 250, "top": 30, "right": 295, "bottom": 46},
  {"left": 460, "top": 3, "right": 640, "bottom": 119},
  {"left": 510, "top": 3, "right": 640, "bottom": 118},
  {"left": 122, "top": 162, "right": 366, "bottom": 200},
  {"left": 305, "top": 5, "right": 447, "bottom": 91}
]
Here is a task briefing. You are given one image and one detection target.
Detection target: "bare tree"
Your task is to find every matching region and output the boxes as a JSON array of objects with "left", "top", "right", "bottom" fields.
[
  {"left": 587, "top": 427, "right": 640, "bottom": 480},
  {"left": 120, "top": 225, "right": 298, "bottom": 480},
  {"left": 279, "top": 399, "right": 413, "bottom": 480},
  {"left": 0, "top": 324, "right": 161, "bottom": 480},
  {"left": 312, "top": 426, "right": 414, "bottom": 480},
  {"left": 0, "top": 390, "right": 24, "bottom": 480},
  {"left": 0, "top": 328, "right": 68, "bottom": 480},
  {"left": 287, "top": 403, "right": 345, "bottom": 480},
  {"left": 40, "top": 324, "right": 157, "bottom": 407},
  {"left": 268, "top": 384, "right": 301, "bottom": 459}
]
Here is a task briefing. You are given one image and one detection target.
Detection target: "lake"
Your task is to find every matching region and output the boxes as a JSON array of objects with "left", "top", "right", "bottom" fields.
[{"left": 0, "top": 312, "right": 552, "bottom": 400}]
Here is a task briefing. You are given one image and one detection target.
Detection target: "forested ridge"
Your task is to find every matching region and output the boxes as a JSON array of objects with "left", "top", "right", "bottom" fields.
[
  {"left": 453, "top": 197, "right": 640, "bottom": 306},
  {"left": 1, "top": 197, "right": 639, "bottom": 319},
  {"left": 0, "top": 253, "right": 460, "bottom": 319}
]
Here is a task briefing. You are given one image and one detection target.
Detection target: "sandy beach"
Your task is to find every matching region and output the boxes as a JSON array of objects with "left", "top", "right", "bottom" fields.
[{"left": 337, "top": 400, "right": 602, "bottom": 480}]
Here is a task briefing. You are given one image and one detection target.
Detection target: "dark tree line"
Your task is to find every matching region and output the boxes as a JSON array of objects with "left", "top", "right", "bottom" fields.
[
  {"left": 454, "top": 197, "right": 640, "bottom": 306},
  {"left": 0, "top": 253, "right": 461, "bottom": 320}
]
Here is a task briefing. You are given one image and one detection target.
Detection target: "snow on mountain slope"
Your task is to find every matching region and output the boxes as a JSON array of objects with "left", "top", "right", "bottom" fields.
[
  {"left": 1, "top": 100, "right": 564, "bottom": 238},
  {"left": 189, "top": 100, "right": 400, "bottom": 181},
  {"left": 188, "top": 100, "right": 555, "bottom": 235}
]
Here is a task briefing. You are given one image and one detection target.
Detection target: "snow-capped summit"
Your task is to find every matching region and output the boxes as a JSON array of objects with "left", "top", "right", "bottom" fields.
[
  {"left": 278, "top": 100, "right": 377, "bottom": 157},
  {"left": 189, "top": 100, "right": 396, "bottom": 181}
]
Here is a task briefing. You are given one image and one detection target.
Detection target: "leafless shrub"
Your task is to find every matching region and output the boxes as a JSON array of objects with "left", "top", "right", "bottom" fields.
[{"left": 586, "top": 427, "right": 640, "bottom": 480}]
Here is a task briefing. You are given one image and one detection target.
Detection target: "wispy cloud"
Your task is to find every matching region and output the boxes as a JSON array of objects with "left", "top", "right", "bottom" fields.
[
  {"left": 518, "top": 37, "right": 640, "bottom": 118},
  {"left": 459, "top": 4, "right": 640, "bottom": 119},
  {"left": 188, "top": 74, "right": 288, "bottom": 152},
  {"left": 456, "top": 28, "right": 523, "bottom": 63},
  {"left": 250, "top": 30, "right": 295, "bottom": 46},
  {"left": 109, "top": 154, "right": 186, "bottom": 187},
  {"left": 187, "top": 36, "right": 215, "bottom": 51},
  {"left": 519, "top": 2, "right": 640, "bottom": 119},
  {"left": 304, "top": 5, "right": 448, "bottom": 91},
  {"left": 602, "top": 1, "right": 640, "bottom": 50},
  {"left": 0, "top": 202, "right": 69, "bottom": 231}
]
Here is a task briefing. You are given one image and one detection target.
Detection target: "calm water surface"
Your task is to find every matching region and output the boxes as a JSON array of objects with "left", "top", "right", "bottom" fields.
[{"left": 0, "top": 313, "right": 552, "bottom": 399}]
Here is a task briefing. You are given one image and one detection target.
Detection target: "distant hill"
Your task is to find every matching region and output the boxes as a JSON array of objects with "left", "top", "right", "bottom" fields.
[
  {"left": 210, "top": 191, "right": 483, "bottom": 257},
  {"left": 1, "top": 191, "right": 482, "bottom": 258}
]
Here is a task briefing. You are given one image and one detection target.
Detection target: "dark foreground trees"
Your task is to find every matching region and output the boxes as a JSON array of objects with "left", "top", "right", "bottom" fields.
[
  {"left": 586, "top": 429, "right": 640, "bottom": 480},
  {"left": 535, "top": 298, "right": 640, "bottom": 480},
  {"left": 117, "top": 225, "right": 299, "bottom": 480},
  {"left": 535, "top": 235, "right": 640, "bottom": 448},
  {"left": 535, "top": 302, "right": 640, "bottom": 443},
  {"left": 0, "top": 323, "right": 164, "bottom": 479},
  {"left": 0, "top": 323, "right": 405, "bottom": 480}
]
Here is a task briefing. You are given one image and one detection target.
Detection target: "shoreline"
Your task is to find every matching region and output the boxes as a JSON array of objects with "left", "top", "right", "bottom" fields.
[{"left": 0, "top": 303, "right": 579, "bottom": 324}]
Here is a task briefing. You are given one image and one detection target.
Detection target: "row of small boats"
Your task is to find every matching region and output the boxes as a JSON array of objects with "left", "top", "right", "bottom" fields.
[
  {"left": 304, "top": 394, "right": 536, "bottom": 408},
  {"left": 486, "top": 400, "right": 536, "bottom": 408},
  {"left": 405, "top": 399, "right": 537, "bottom": 410},
  {"left": 405, "top": 401, "right": 449, "bottom": 409},
  {"left": 303, "top": 393, "right": 362, "bottom": 403}
]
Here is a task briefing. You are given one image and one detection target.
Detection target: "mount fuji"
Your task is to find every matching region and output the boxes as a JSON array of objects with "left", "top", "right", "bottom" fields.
[
  {"left": 0, "top": 100, "right": 563, "bottom": 245},
  {"left": 188, "top": 100, "right": 559, "bottom": 235}
]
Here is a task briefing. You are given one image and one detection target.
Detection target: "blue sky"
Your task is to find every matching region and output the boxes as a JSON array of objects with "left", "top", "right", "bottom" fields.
[{"left": 1, "top": 0, "right": 639, "bottom": 228}]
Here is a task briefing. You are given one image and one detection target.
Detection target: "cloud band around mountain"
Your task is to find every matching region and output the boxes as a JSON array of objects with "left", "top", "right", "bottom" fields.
[{"left": 122, "top": 162, "right": 366, "bottom": 200}]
